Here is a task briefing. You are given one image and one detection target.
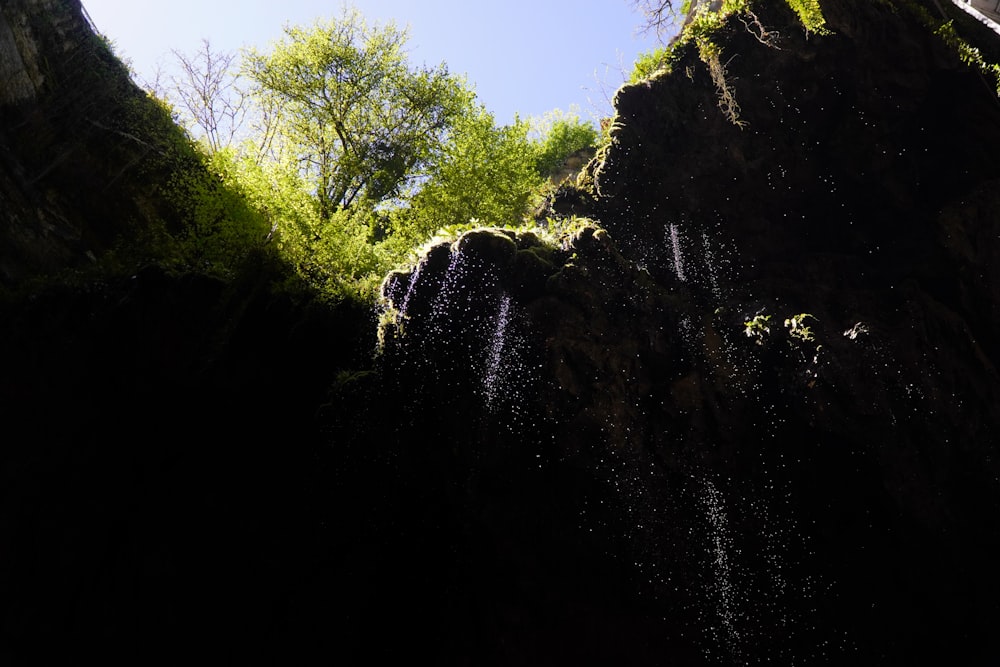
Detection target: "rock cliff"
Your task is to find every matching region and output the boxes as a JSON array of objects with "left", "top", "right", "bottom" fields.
[
  {"left": 2, "top": 0, "right": 1000, "bottom": 665},
  {"left": 0, "top": 0, "right": 194, "bottom": 286},
  {"left": 356, "top": 0, "right": 1000, "bottom": 662}
]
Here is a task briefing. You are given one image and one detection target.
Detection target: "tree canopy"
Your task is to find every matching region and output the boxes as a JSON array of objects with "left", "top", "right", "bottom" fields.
[
  {"left": 243, "top": 7, "right": 472, "bottom": 218},
  {"left": 165, "top": 39, "right": 249, "bottom": 153},
  {"left": 529, "top": 108, "right": 600, "bottom": 178},
  {"left": 407, "top": 107, "right": 542, "bottom": 236},
  {"left": 146, "top": 5, "right": 602, "bottom": 301}
]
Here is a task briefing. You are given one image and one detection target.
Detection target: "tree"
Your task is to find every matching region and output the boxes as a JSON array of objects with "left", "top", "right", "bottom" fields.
[
  {"left": 527, "top": 108, "right": 599, "bottom": 179},
  {"left": 243, "top": 7, "right": 473, "bottom": 219},
  {"left": 157, "top": 39, "right": 249, "bottom": 153},
  {"left": 400, "top": 106, "right": 600, "bottom": 241},
  {"left": 630, "top": 0, "right": 681, "bottom": 41},
  {"left": 133, "top": 7, "right": 607, "bottom": 301},
  {"left": 405, "top": 106, "right": 542, "bottom": 236}
]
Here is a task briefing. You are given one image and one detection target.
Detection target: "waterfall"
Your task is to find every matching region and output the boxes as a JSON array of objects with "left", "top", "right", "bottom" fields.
[
  {"left": 482, "top": 292, "right": 512, "bottom": 413},
  {"left": 393, "top": 235, "right": 539, "bottom": 419},
  {"left": 429, "top": 247, "right": 468, "bottom": 334},
  {"left": 372, "top": 226, "right": 848, "bottom": 662},
  {"left": 398, "top": 258, "right": 423, "bottom": 320},
  {"left": 699, "top": 477, "right": 743, "bottom": 662},
  {"left": 701, "top": 230, "right": 724, "bottom": 301},
  {"left": 670, "top": 223, "right": 687, "bottom": 282}
]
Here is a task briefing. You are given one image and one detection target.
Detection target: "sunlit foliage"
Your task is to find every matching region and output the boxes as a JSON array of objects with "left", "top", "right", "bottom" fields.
[
  {"left": 242, "top": 6, "right": 472, "bottom": 219},
  {"left": 406, "top": 106, "right": 542, "bottom": 236},
  {"left": 528, "top": 108, "right": 600, "bottom": 178},
  {"left": 132, "top": 5, "right": 604, "bottom": 302}
]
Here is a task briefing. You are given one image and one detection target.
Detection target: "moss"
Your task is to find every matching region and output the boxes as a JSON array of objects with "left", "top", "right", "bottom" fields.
[
  {"left": 626, "top": 0, "right": 755, "bottom": 125},
  {"left": 626, "top": 0, "right": 831, "bottom": 126},
  {"left": 453, "top": 228, "right": 518, "bottom": 264},
  {"left": 514, "top": 229, "right": 546, "bottom": 249},
  {"left": 783, "top": 0, "right": 830, "bottom": 35},
  {"left": 376, "top": 303, "right": 403, "bottom": 351},
  {"left": 515, "top": 245, "right": 556, "bottom": 268}
]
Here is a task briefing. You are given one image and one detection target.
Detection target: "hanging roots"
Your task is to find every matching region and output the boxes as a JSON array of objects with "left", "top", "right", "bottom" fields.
[
  {"left": 739, "top": 10, "right": 781, "bottom": 47},
  {"left": 697, "top": 39, "right": 747, "bottom": 128}
]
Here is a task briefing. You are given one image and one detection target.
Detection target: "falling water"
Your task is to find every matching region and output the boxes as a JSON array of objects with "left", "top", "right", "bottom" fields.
[
  {"left": 429, "top": 249, "right": 467, "bottom": 326},
  {"left": 398, "top": 258, "right": 424, "bottom": 319},
  {"left": 700, "top": 477, "right": 743, "bottom": 662},
  {"left": 670, "top": 223, "right": 687, "bottom": 282},
  {"left": 424, "top": 246, "right": 484, "bottom": 355},
  {"left": 402, "top": 239, "right": 539, "bottom": 420},
  {"left": 482, "top": 293, "right": 512, "bottom": 412},
  {"left": 701, "top": 231, "right": 723, "bottom": 301},
  {"left": 384, "top": 226, "right": 847, "bottom": 662}
]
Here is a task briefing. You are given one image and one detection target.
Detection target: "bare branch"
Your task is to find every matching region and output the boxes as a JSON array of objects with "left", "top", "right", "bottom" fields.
[
  {"left": 630, "top": 0, "right": 680, "bottom": 42},
  {"left": 166, "top": 39, "right": 249, "bottom": 152}
]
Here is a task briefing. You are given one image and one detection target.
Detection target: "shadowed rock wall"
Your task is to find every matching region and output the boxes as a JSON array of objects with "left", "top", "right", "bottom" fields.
[
  {"left": 354, "top": 0, "right": 1000, "bottom": 662},
  {"left": 0, "top": 0, "right": 194, "bottom": 287},
  {"left": 3, "top": 0, "right": 1000, "bottom": 665}
]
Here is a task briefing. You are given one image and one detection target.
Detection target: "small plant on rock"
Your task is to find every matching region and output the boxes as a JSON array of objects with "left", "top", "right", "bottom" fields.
[
  {"left": 744, "top": 313, "right": 772, "bottom": 344},
  {"left": 784, "top": 312, "right": 817, "bottom": 343}
]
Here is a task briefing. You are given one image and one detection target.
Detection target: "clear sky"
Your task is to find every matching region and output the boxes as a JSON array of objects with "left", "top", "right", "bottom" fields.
[{"left": 80, "top": 0, "right": 673, "bottom": 126}]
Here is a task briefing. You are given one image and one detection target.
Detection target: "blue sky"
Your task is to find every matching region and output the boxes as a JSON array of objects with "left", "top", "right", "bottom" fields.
[{"left": 81, "top": 0, "right": 675, "bottom": 125}]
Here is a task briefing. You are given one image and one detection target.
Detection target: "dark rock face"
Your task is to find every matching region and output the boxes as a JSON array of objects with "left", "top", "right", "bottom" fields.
[
  {"left": 0, "top": 264, "right": 377, "bottom": 666},
  {"left": 4, "top": 0, "right": 1000, "bottom": 665},
  {"left": 354, "top": 218, "right": 999, "bottom": 664},
  {"left": 0, "top": 0, "right": 193, "bottom": 286},
  {"left": 343, "top": 0, "right": 1000, "bottom": 663}
]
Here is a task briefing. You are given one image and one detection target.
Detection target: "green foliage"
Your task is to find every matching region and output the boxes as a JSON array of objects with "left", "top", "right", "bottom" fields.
[
  {"left": 205, "top": 143, "right": 399, "bottom": 301},
  {"left": 627, "top": 0, "right": 830, "bottom": 125},
  {"left": 157, "top": 146, "right": 272, "bottom": 275},
  {"left": 629, "top": 46, "right": 671, "bottom": 83},
  {"left": 208, "top": 107, "right": 536, "bottom": 304},
  {"left": 231, "top": 5, "right": 560, "bottom": 301},
  {"left": 290, "top": 207, "right": 392, "bottom": 299},
  {"left": 628, "top": 0, "right": 750, "bottom": 124},
  {"left": 783, "top": 0, "right": 829, "bottom": 35},
  {"left": 744, "top": 313, "right": 772, "bottom": 345},
  {"left": 65, "top": 31, "right": 273, "bottom": 279},
  {"left": 527, "top": 108, "right": 600, "bottom": 178},
  {"left": 243, "top": 6, "right": 472, "bottom": 218},
  {"left": 745, "top": 312, "right": 821, "bottom": 347},
  {"left": 92, "top": 6, "right": 618, "bottom": 304},
  {"left": 405, "top": 106, "right": 543, "bottom": 238},
  {"left": 784, "top": 312, "right": 817, "bottom": 343},
  {"left": 934, "top": 20, "right": 1000, "bottom": 96}
]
